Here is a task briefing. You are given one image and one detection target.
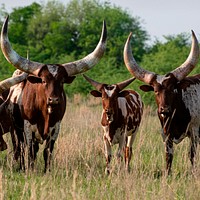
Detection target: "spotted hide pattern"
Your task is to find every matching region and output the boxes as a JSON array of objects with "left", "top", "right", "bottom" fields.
[
  {"left": 6, "top": 65, "right": 75, "bottom": 172},
  {"left": 101, "top": 89, "right": 143, "bottom": 174},
  {"left": 144, "top": 73, "right": 200, "bottom": 175}
]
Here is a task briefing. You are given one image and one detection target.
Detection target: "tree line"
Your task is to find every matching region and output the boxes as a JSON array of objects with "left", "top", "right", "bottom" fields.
[{"left": 0, "top": 0, "right": 199, "bottom": 106}]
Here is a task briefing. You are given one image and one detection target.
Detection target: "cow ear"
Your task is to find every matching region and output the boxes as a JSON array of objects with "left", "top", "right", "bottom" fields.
[
  {"left": 90, "top": 90, "right": 102, "bottom": 97},
  {"left": 140, "top": 85, "right": 154, "bottom": 92},
  {"left": 65, "top": 76, "right": 76, "bottom": 84},
  {"left": 27, "top": 75, "right": 42, "bottom": 84}
]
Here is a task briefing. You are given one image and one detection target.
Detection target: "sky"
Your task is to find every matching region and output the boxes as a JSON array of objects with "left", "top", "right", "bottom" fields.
[{"left": 0, "top": 0, "right": 200, "bottom": 44}]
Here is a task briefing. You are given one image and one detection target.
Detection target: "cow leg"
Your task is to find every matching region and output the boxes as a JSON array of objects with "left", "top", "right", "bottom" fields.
[
  {"left": 10, "top": 126, "right": 26, "bottom": 171},
  {"left": 12, "top": 127, "right": 23, "bottom": 160},
  {"left": 16, "top": 129, "right": 26, "bottom": 171},
  {"left": 103, "top": 136, "right": 111, "bottom": 175},
  {"left": 189, "top": 129, "right": 199, "bottom": 168},
  {"left": 124, "top": 134, "right": 135, "bottom": 172},
  {"left": 25, "top": 134, "right": 39, "bottom": 171},
  {"left": 31, "top": 138, "right": 39, "bottom": 160},
  {"left": 0, "top": 133, "right": 7, "bottom": 151},
  {"left": 43, "top": 137, "right": 55, "bottom": 173},
  {"left": 24, "top": 120, "right": 35, "bottom": 170},
  {"left": 165, "top": 138, "right": 173, "bottom": 175}
]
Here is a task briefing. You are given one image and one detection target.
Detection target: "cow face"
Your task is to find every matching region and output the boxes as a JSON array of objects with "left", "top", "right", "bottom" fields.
[
  {"left": 140, "top": 73, "right": 178, "bottom": 118},
  {"left": 27, "top": 65, "right": 76, "bottom": 113},
  {"left": 91, "top": 84, "right": 119, "bottom": 122}
]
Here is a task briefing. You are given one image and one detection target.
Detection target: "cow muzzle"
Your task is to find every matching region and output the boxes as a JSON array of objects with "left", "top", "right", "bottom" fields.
[
  {"left": 105, "top": 109, "right": 114, "bottom": 122},
  {"left": 159, "top": 106, "right": 171, "bottom": 118},
  {"left": 47, "top": 97, "right": 59, "bottom": 114},
  {"left": 47, "top": 97, "right": 59, "bottom": 105}
]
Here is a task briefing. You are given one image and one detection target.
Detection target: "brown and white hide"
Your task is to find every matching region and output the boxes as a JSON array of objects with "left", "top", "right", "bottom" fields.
[
  {"left": 0, "top": 70, "right": 28, "bottom": 154},
  {"left": 124, "top": 31, "right": 200, "bottom": 175},
  {"left": 83, "top": 75, "right": 143, "bottom": 174},
  {"left": 1, "top": 15, "right": 107, "bottom": 172}
]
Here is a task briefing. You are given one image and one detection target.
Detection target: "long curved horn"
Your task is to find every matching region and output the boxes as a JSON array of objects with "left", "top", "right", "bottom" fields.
[
  {"left": 0, "top": 71, "right": 28, "bottom": 94},
  {"left": 1, "top": 16, "right": 107, "bottom": 77},
  {"left": 83, "top": 74, "right": 103, "bottom": 91},
  {"left": 124, "top": 33, "right": 156, "bottom": 84},
  {"left": 124, "top": 32, "right": 155, "bottom": 84},
  {"left": 117, "top": 77, "right": 136, "bottom": 91},
  {"left": 63, "top": 20, "right": 107, "bottom": 76},
  {"left": 1, "top": 15, "right": 43, "bottom": 76},
  {"left": 171, "top": 30, "right": 199, "bottom": 80}
]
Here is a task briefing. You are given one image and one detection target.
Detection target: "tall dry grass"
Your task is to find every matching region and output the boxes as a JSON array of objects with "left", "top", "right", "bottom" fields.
[{"left": 1, "top": 95, "right": 200, "bottom": 199}]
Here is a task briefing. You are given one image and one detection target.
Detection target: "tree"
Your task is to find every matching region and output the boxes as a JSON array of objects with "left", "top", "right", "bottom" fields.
[
  {"left": 0, "top": 3, "right": 41, "bottom": 79},
  {"left": 0, "top": 0, "right": 149, "bottom": 97},
  {"left": 141, "top": 33, "right": 200, "bottom": 75}
]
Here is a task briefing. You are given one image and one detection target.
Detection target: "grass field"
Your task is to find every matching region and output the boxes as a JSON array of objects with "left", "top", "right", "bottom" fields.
[{"left": 1, "top": 95, "right": 200, "bottom": 200}]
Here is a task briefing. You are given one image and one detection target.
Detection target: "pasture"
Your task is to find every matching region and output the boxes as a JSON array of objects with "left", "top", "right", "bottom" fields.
[{"left": 0, "top": 94, "right": 200, "bottom": 200}]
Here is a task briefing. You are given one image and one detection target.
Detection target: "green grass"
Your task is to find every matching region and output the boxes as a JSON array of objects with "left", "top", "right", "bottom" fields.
[{"left": 1, "top": 96, "right": 200, "bottom": 200}]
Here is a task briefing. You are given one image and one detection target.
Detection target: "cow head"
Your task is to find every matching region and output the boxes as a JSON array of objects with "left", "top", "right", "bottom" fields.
[
  {"left": 123, "top": 31, "right": 199, "bottom": 122},
  {"left": 139, "top": 73, "right": 179, "bottom": 118},
  {"left": 83, "top": 74, "right": 135, "bottom": 122},
  {"left": 0, "top": 15, "right": 107, "bottom": 101},
  {"left": 26, "top": 65, "right": 76, "bottom": 113}
]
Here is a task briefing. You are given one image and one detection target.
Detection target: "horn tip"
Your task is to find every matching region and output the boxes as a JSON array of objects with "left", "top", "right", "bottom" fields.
[
  {"left": 102, "top": 20, "right": 107, "bottom": 41},
  {"left": 191, "top": 30, "right": 199, "bottom": 45},
  {"left": 2, "top": 15, "right": 9, "bottom": 36},
  {"left": 82, "top": 74, "right": 90, "bottom": 81},
  {"left": 103, "top": 20, "right": 106, "bottom": 26},
  {"left": 191, "top": 30, "right": 197, "bottom": 39},
  {"left": 191, "top": 30, "right": 195, "bottom": 36},
  {"left": 126, "top": 32, "right": 133, "bottom": 43},
  {"left": 4, "top": 15, "right": 9, "bottom": 25}
]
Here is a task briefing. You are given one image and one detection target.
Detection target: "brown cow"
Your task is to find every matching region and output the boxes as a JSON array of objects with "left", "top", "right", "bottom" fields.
[
  {"left": 124, "top": 31, "right": 200, "bottom": 175},
  {"left": 1, "top": 15, "right": 107, "bottom": 172},
  {"left": 83, "top": 75, "right": 143, "bottom": 174}
]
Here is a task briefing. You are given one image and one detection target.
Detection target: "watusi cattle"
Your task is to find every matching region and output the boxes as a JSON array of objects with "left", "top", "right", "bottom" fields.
[
  {"left": 83, "top": 74, "right": 143, "bottom": 174},
  {"left": 1, "top": 15, "right": 107, "bottom": 172},
  {"left": 0, "top": 70, "right": 28, "bottom": 151},
  {"left": 124, "top": 31, "right": 200, "bottom": 175}
]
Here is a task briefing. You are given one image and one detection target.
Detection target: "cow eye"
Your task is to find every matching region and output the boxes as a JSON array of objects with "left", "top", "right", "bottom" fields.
[
  {"left": 42, "top": 80, "right": 46, "bottom": 84},
  {"left": 155, "top": 90, "right": 159, "bottom": 95}
]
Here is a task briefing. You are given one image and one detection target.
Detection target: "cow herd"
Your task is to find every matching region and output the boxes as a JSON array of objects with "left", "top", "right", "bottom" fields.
[{"left": 0, "top": 15, "right": 200, "bottom": 175}]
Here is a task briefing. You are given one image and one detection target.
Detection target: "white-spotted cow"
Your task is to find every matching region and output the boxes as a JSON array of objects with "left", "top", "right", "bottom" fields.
[
  {"left": 83, "top": 75, "right": 143, "bottom": 174},
  {"left": 124, "top": 31, "right": 200, "bottom": 175},
  {"left": 0, "top": 70, "right": 28, "bottom": 151},
  {"left": 1, "top": 15, "right": 107, "bottom": 172}
]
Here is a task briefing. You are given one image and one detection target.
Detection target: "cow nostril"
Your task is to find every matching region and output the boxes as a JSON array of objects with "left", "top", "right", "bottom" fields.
[
  {"left": 160, "top": 106, "right": 170, "bottom": 114},
  {"left": 48, "top": 97, "right": 59, "bottom": 104}
]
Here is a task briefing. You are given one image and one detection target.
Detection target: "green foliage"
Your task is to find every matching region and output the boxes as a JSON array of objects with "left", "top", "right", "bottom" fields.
[
  {"left": 141, "top": 33, "right": 200, "bottom": 75},
  {"left": 0, "top": 0, "right": 199, "bottom": 107}
]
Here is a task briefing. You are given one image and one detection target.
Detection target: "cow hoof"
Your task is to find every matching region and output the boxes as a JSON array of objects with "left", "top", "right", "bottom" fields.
[{"left": 0, "top": 141, "right": 7, "bottom": 151}]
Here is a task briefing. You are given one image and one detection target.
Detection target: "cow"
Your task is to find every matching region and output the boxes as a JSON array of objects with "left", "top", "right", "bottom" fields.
[
  {"left": 1, "top": 15, "right": 107, "bottom": 172},
  {"left": 0, "top": 70, "right": 28, "bottom": 151},
  {"left": 83, "top": 74, "right": 143, "bottom": 174},
  {"left": 123, "top": 30, "right": 200, "bottom": 175}
]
